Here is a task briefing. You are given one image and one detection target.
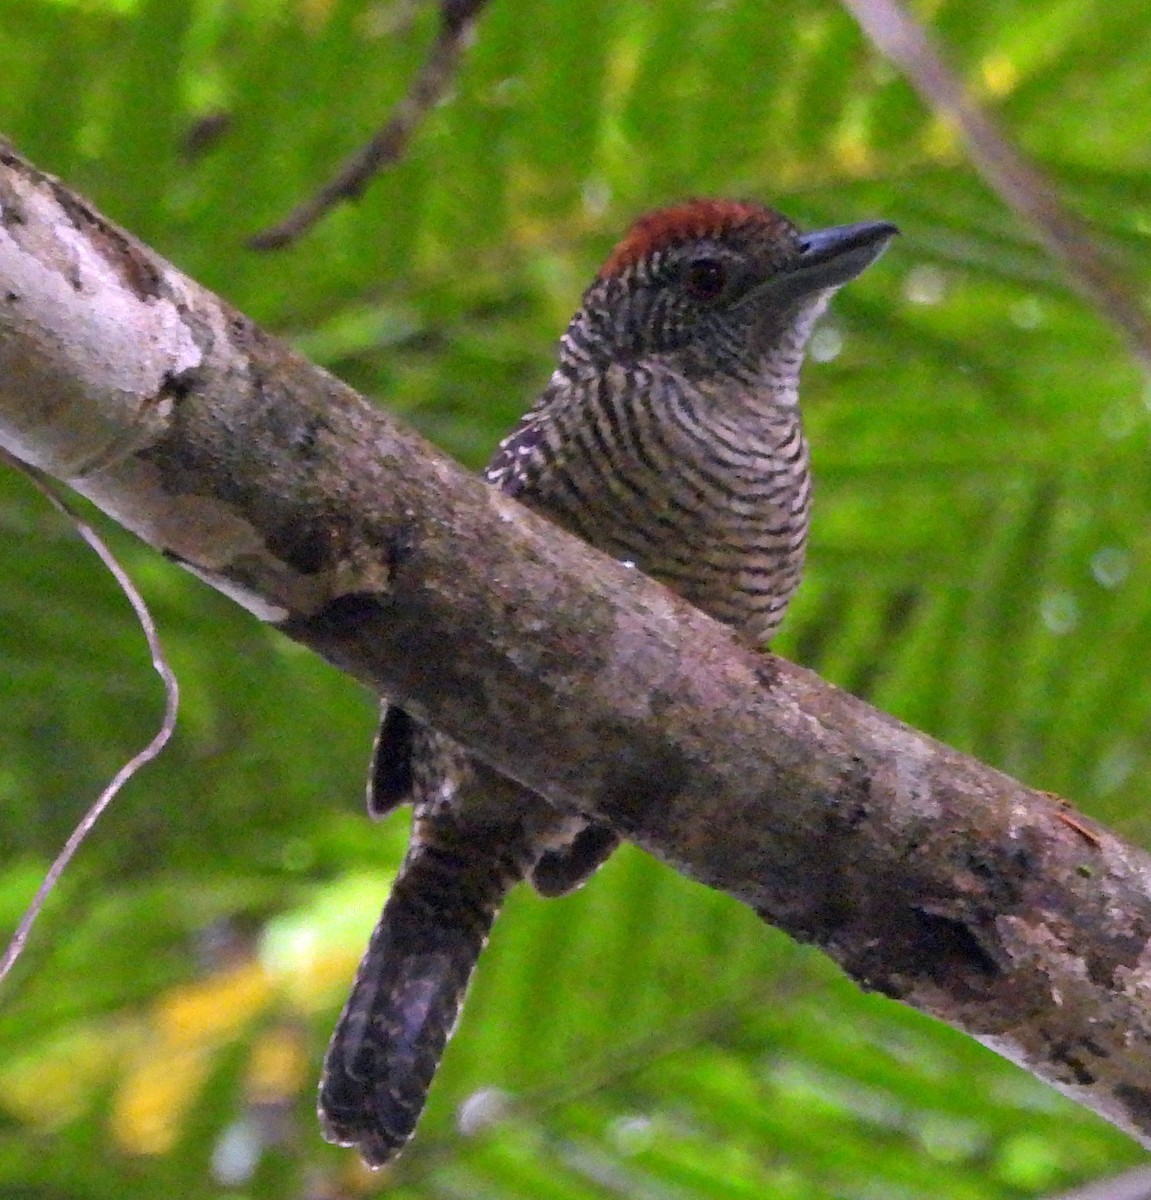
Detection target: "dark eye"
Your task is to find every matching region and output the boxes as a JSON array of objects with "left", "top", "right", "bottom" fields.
[{"left": 683, "top": 257, "right": 728, "bottom": 302}]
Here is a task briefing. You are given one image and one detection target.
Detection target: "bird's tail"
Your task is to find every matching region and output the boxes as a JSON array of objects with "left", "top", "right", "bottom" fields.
[{"left": 318, "top": 835, "right": 526, "bottom": 1168}]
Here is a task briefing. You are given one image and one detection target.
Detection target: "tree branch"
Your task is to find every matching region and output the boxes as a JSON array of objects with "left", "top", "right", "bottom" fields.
[
  {"left": 249, "top": 0, "right": 493, "bottom": 250},
  {"left": 840, "top": 0, "right": 1151, "bottom": 373},
  {"left": 3, "top": 141, "right": 1151, "bottom": 1148}
]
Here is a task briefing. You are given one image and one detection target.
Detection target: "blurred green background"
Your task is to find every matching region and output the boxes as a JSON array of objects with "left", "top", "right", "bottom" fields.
[{"left": 1, "top": 0, "right": 1150, "bottom": 1195}]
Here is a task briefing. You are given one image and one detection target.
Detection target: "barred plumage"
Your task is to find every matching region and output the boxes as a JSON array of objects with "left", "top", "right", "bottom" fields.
[
  {"left": 319, "top": 201, "right": 896, "bottom": 1166},
  {"left": 488, "top": 361, "right": 812, "bottom": 643}
]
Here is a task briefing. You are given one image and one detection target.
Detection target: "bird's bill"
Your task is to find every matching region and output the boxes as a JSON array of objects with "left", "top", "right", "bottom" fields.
[{"left": 789, "top": 220, "right": 899, "bottom": 294}]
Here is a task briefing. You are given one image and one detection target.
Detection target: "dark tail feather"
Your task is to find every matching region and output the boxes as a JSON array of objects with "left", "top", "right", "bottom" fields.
[{"left": 318, "top": 842, "right": 520, "bottom": 1167}]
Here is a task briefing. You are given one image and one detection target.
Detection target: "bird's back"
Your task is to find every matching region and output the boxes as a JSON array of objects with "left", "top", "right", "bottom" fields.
[{"left": 485, "top": 358, "right": 811, "bottom": 645}]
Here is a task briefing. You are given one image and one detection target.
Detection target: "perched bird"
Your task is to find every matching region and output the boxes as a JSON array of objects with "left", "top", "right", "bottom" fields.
[{"left": 318, "top": 199, "right": 896, "bottom": 1166}]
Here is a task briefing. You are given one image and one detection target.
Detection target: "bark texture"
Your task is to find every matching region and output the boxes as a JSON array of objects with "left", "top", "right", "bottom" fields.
[{"left": 3, "top": 142, "right": 1151, "bottom": 1147}]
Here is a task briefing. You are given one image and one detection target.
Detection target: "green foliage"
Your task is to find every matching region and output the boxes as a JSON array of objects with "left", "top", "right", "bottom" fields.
[{"left": 0, "top": 0, "right": 1149, "bottom": 1194}]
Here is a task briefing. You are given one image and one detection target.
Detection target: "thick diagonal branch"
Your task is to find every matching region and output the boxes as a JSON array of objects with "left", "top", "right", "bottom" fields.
[{"left": 3, "top": 142, "right": 1151, "bottom": 1148}]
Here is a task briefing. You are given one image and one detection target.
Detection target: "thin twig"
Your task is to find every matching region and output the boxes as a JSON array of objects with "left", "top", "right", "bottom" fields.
[
  {"left": 249, "top": 0, "right": 493, "bottom": 250},
  {"left": 0, "top": 451, "right": 179, "bottom": 986},
  {"left": 840, "top": 0, "right": 1151, "bottom": 373},
  {"left": 1044, "top": 1166, "right": 1151, "bottom": 1200}
]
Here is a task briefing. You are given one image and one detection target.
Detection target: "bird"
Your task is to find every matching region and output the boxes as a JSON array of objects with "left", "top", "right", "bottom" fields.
[{"left": 317, "top": 199, "right": 897, "bottom": 1167}]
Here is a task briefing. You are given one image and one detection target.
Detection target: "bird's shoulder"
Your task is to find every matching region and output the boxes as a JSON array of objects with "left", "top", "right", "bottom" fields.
[
  {"left": 483, "top": 360, "right": 688, "bottom": 496},
  {"left": 484, "top": 369, "right": 588, "bottom": 496}
]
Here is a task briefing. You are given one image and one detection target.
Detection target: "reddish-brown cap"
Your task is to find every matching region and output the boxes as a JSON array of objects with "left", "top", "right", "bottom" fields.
[{"left": 598, "top": 199, "right": 796, "bottom": 280}]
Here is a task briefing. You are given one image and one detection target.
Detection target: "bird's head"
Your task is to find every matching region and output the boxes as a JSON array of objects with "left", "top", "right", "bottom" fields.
[{"left": 566, "top": 199, "right": 896, "bottom": 393}]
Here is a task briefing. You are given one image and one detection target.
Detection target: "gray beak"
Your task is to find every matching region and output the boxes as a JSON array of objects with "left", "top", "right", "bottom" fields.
[{"left": 791, "top": 220, "right": 899, "bottom": 293}]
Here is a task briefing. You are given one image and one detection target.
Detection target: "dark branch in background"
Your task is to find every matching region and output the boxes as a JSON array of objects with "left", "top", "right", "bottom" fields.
[
  {"left": 404, "top": 986, "right": 763, "bottom": 1177},
  {"left": 249, "top": 0, "right": 492, "bottom": 250},
  {"left": 5, "top": 144, "right": 1151, "bottom": 1150},
  {"left": 841, "top": 0, "right": 1151, "bottom": 373}
]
